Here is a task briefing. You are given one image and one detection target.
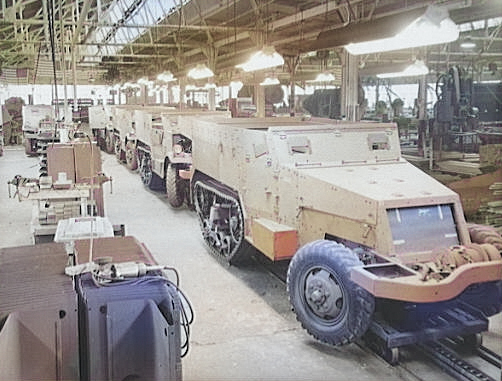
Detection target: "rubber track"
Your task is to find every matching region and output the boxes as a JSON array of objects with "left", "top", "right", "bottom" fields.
[{"left": 193, "top": 180, "right": 244, "bottom": 263}]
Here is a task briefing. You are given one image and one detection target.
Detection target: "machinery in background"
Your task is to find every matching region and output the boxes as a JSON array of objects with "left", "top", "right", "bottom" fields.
[
  {"left": 52, "top": 98, "right": 95, "bottom": 125},
  {"left": 432, "top": 66, "right": 502, "bottom": 154},
  {"left": 433, "top": 66, "right": 479, "bottom": 153},
  {"left": 429, "top": 67, "right": 502, "bottom": 230},
  {"left": 8, "top": 141, "right": 112, "bottom": 243},
  {"left": 1, "top": 97, "right": 24, "bottom": 149},
  {"left": 22, "top": 104, "right": 59, "bottom": 156},
  {"left": 302, "top": 89, "right": 342, "bottom": 119}
]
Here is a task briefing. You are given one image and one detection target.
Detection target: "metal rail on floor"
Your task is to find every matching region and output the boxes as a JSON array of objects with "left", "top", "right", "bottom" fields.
[{"left": 417, "top": 341, "right": 501, "bottom": 381}]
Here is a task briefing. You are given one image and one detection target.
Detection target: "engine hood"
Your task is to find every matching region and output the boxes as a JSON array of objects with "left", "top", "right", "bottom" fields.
[{"left": 297, "top": 160, "right": 457, "bottom": 203}]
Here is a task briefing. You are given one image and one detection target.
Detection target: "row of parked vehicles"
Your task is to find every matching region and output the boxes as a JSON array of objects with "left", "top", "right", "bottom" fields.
[{"left": 89, "top": 104, "right": 502, "bottom": 363}]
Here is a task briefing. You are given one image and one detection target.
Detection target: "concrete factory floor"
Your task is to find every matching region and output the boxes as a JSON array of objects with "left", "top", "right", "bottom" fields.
[{"left": 1, "top": 144, "right": 501, "bottom": 381}]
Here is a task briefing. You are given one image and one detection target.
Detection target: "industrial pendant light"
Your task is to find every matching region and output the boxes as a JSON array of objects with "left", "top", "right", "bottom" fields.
[
  {"left": 345, "top": 5, "right": 459, "bottom": 55},
  {"left": 187, "top": 64, "right": 214, "bottom": 80},
  {"left": 260, "top": 76, "right": 280, "bottom": 86},
  {"left": 237, "top": 46, "right": 284, "bottom": 72},
  {"left": 377, "top": 60, "right": 429, "bottom": 78}
]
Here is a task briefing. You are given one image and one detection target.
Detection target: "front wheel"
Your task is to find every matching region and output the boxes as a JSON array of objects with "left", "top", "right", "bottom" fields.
[
  {"left": 114, "top": 135, "right": 123, "bottom": 161},
  {"left": 166, "top": 163, "right": 185, "bottom": 208},
  {"left": 287, "top": 240, "right": 374, "bottom": 346},
  {"left": 140, "top": 153, "right": 165, "bottom": 191},
  {"left": 25, "top": 138, "right": 35, "bottom": 155}
]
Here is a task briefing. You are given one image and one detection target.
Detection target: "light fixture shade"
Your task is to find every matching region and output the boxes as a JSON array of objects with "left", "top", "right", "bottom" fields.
[
  {"left": 460, "top": 37, "right": 476, "bottom": 49},
  {"left": 137, "top": 76, "right": 150, "bottom": 85},
  {"left": 157, "top": 71, "right": 176, "bottom": 82},
  {"left": 187, "top": 64, "right": 214, "bottom": 79},
  {"left": 237, "top": 46, "right": 284, "bottom": 72},
  {"left": 309, "top": 72, "right": 335, "bottom": 83},
  {"left": 260, "top": 76, "right": 280, "bottom": 86},
  {"left": 377, "top": 60, "right": 429, "bottom": 78},
  {"left": 230, "top": 80, "right": 243, "bottom": 95},
  {"left": 345, "top": 5, "right": 459, "bottom": 55}
]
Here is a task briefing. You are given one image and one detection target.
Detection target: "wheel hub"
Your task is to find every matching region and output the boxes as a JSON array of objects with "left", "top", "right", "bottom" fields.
[{"left": 305, "top": 269, "right": 343, "bottom": 319}]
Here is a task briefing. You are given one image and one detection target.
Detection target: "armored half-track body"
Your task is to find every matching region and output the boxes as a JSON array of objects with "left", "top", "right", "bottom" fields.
[
  {"left": 102, "top": 110, "right": 501, "bottom": 359},
  {"left": 179, "top": 117, "right": 502, "bottom": 354}
]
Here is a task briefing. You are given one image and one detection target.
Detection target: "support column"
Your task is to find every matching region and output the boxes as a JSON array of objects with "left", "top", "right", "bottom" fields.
[
  {"left": 255, "top": 74, "right": 266, "bottom": 117},
  {"left": 179, "top": 78, "right": 186, "bottom": 111},
  {"left": 341, "top": 50, "right": 360, "bottom": 121},
  {"left": 417, "top": 75, "right": 429, "bottom": 161},
  {"left": 205, "top": 45, "right": 218, "bottom": 112},
  {"left": 208, "top": 87, "right": 216, "bottom": 111},
  {"left": 140, "top": 84, "right": 148, "bottom": 105},
  {"left": 284, "top": 55, "right": 300, "bottom": 116}
]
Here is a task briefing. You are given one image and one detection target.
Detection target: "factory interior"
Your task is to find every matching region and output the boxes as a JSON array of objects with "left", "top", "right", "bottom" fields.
[{"left": 0, "top": 0, "right": 502, "bottom": 380}]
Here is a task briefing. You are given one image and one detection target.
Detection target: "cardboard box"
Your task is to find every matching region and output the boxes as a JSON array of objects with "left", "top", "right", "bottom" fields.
[
  {"left": 73, "top": 141, "right": 102, "bottom": 183},
  {"left": 47, "top": 144, "right": 75, "bottom": 183}
]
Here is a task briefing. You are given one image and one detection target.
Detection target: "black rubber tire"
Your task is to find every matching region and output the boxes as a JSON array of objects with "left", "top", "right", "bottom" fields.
[
  {"left": 140, "top": 154, "right": 165, "bottom": 191},
  {"left": 125, "top": 141, "right": 138, "bottom": 170},
  {"left": 114, "top": 136, "right": 123, "bottom": 161},
  {"left": 97, "top": 135, "right": 106, "bottom": 151},
  {"left": 25, "top": 138, "right": 35, "bottom": 155},
  {"left": 287, "top": 240, "right": 374, "bottom": 346},
  {"left": 166, "top": 163, "right": 184, "bottom": 208}
]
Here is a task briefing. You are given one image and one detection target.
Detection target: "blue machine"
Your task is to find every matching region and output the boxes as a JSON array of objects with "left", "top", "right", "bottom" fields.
[{"left": 0, "top": 237, "right": 193, "bottom": 381}]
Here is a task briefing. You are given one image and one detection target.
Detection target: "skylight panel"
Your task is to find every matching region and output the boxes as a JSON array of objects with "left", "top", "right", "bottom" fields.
[
  {"left": 82, "top": 0, "right": 187, "bottom": 62},
  {"left": 458, "top": 16, "right": 502, "bottom": 32}
]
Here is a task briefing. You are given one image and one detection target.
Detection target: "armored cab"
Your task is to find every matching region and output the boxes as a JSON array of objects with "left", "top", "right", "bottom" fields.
[{"left": 186, "top": 116, "right": 502, "bottom": 358}]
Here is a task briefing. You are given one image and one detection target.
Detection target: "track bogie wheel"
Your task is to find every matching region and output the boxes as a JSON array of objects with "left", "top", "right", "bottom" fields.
[
  {"left": 459, "top": 333, "right": 483, "bottom": 353},
  {"left": 114, "top": 136, "right": 122, "bottom": 161},
  {"left": 125, "top": 141, "right": 138, "bottom": 170},
  {"left": 193, "top": 180, "right": 249, "bottom": 264},
  {"left": 287, "top": 240, "right": 375, "bottom": 346}
]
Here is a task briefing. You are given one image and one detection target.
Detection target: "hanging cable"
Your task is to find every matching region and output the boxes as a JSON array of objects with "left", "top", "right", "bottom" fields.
[{"left": 46, "top": 0, "right": 59, "bottom": 143}]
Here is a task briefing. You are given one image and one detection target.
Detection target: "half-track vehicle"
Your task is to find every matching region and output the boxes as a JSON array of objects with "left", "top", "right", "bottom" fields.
[
  {"left": 88, "top": 104, "right": 112, "bottom": 152},
  {"left": 111, "top": 106, "right": 229, "bottom": 205},
  {"left": 173, "top": 116, "right": 502, "bottom": 361},
  {"left": 138, "top": 110, "right": 230, "bottom": 206}
]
